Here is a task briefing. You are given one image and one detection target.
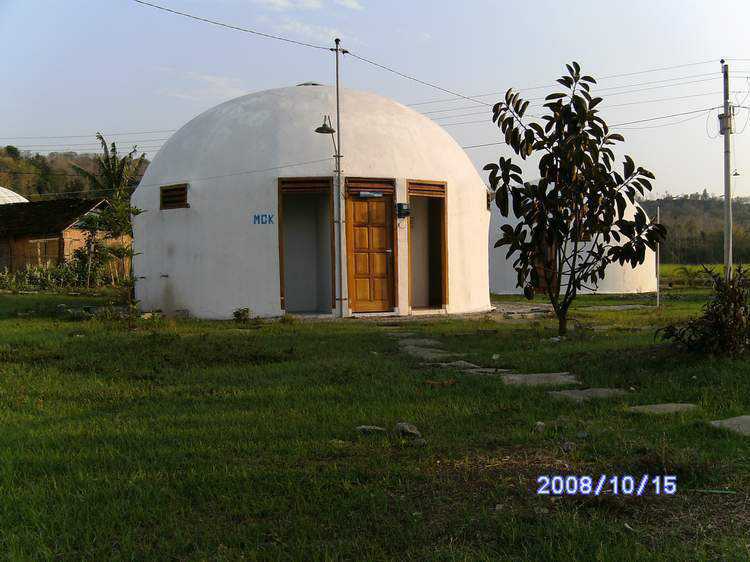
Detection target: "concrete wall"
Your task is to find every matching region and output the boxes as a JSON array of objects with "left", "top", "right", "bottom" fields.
[
  {"left": 133, "top": 86, "right": 491, "bottom": 318},
  {"left": 489, "top": 200, "right": 657, "bottom": 295}
]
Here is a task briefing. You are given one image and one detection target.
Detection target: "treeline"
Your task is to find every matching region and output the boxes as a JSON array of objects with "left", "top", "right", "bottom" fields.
[
  {"left": 641, "top": 191, "right": 750, "bottom": 264},
  {"left": 0, "top": 145, "right": 148, "bottom": 199}
]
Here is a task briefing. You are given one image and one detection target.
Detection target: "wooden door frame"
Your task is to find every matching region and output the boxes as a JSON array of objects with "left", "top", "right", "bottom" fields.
[
  {"left": 407, "top": 180, "right": 448, "bottom": 309},
  {"left": 277, "top": 177, "right": 335, "bottom": 311},
  {"left": 344, "top": 177, "right": 398, "bottom": 313}
]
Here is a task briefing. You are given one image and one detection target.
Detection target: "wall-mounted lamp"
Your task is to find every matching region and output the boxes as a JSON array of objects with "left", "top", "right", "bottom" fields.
[{"left": 396, "top": 203, "right": 411, "bottom": 218}]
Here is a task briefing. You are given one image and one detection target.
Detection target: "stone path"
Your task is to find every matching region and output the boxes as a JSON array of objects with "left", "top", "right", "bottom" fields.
[{"left": 384, "top": 328, "right": 750, "bottom": 437}]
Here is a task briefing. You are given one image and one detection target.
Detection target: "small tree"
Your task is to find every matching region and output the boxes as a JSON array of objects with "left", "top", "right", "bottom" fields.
[
  {"left": 73, "top": 133, "right": 144, "bottom": 287},
  {"left": 485, "top": 62, "right": 666, "bottom": 335}
]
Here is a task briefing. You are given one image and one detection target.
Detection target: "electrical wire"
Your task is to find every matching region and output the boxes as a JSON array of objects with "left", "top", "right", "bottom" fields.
[
  {"left": 12, "top": 139, "right": 170, "bottom": 148},
  {"left": 0, "top": 129, "right": 177, "bottom": 140},
  {"left": 346, "top": 50, "right": 491, "bottom": 108},
  {"left": 407, "top": 71, "right": 723, "bottom": 107},
  {"left": 421, "top": 77, "right": 730, "bottom": 117},
  {"left": 132, "top": 0, "right": 330, "bottom": 50},
  {"left": 1, "top": 158, "right": 334, "bottom": 185},
  {"left": 459, "top": 107, "right": 718, "bottom": 149},
  {"left": 433, "top": 90, "right": 730, "bottom": 123}
]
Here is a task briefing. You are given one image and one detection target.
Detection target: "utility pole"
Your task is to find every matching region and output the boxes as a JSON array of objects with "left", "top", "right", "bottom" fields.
[
  {"left": 720, "top": 59, "right": 734, "bottom": 280},
  {"left": 656, "top": 204, "right": 660, "bottom": 308},
  {"left": 332, "top": 38, "right": 349, "bottom": 317}
]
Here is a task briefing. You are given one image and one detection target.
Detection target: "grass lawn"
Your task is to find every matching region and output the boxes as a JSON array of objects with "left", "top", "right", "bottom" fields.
[{"left": 1, "top": 289, "right": 749, "bottom": 560}]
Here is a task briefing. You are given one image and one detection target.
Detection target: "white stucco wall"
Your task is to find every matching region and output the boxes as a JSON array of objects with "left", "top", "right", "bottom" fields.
[
  {"left": 489, "top": 198, "right": 657, "bottom": 295},
  {"left": 132, "top": 85, "right": 491, "bottom": 318}
]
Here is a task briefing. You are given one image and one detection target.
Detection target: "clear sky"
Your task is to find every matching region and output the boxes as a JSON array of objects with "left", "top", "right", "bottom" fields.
[{"left": 2, "top": 0, "right": 750, "bottom": 197}]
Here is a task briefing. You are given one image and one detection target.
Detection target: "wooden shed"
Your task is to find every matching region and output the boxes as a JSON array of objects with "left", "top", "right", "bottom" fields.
[{"left": 0, "top": 198, "right": 127, "bottom": 273}]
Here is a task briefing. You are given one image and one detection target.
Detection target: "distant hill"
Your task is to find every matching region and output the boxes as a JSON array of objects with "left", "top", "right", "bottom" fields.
[
  {"left": 641, "top": 191, "right": 750, "bottom": 264},
  {"left": 0, "top": 145, "right": 149, "bottom": 200}
]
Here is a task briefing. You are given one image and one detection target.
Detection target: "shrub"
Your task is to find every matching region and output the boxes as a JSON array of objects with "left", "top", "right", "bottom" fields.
[{"left": 658, "top": 265, "right": 750, "bottom": 355}]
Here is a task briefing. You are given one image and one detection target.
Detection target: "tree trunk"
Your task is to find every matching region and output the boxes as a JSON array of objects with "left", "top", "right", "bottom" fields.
[
  {"left": 558, "top": 310, "right": 568, "bottom": 336},
  {"left": 86, "top": 238, "right": 93, "bottom": 288}
]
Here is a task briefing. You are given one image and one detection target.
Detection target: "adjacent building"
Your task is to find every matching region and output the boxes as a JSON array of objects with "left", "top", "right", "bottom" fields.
[{"left": 132, "top": 84, "right": 492, "bottom": 318}]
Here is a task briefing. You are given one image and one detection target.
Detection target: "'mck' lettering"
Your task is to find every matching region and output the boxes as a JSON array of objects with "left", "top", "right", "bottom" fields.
[{"left": 253, "top": 213, "right": 274, "bottom": 224}]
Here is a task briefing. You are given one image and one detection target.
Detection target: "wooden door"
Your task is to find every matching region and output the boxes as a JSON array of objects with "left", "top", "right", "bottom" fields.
[{"left": 346, "top": 195, "right": 394, "bottom": 312}]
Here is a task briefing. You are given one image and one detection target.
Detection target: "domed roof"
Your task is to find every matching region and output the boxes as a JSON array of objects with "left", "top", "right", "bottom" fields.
[
  {"left": 136, "top": 85, "right": 484, "bottom": 195},
  {"left": 0, "top": 186, "right": 28, "bottom": 205}
]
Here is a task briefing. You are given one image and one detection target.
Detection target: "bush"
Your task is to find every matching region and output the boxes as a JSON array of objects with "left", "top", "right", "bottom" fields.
[{"left": 658, "top": 265, "right": 750, "bottom": 355}]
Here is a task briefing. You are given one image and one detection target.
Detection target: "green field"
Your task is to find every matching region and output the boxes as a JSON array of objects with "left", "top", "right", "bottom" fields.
[{"left": 1, "top": 289, "right": 749, "bottom": 560}]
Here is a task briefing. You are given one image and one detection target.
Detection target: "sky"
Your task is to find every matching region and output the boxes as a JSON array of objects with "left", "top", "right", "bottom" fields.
[{"left": 2, "top": 0, "right": 750, "bottom": 197}]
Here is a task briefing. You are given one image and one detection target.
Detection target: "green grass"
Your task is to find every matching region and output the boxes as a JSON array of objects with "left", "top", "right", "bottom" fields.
[{"left": 1, "top": 290, "right": 749, "bottom": 560}]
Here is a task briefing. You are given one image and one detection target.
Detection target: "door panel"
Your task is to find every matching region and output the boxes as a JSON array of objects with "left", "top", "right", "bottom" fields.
[{"left": 346, "top": 195, "right": 394, "bottom": 312}]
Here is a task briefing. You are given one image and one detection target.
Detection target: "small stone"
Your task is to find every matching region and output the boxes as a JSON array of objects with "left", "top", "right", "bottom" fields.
[
  {"left": 534, "top": 421, "right": 546, "bottom": 433},
  {"left": 356, "top": 425, "right": 387, "bottom": 436},
  {"left": 549, "top": 336, "right": 562, "bottom": 343},
  {"left": 492, "top": 354, "right": 500, "bottom": 360},
  {"left": 576, "top": 431, "right": 590, "bottom": 439},
  {"left": 394, "top": 422, "right": 422, "bottom": 439},
  {"left": 561, "top": 441, "right": 576, "bottom": 453}
]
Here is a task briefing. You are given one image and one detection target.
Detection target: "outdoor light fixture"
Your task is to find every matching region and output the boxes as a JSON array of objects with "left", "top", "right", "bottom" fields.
[{"left": 314, "top": 116, "right": 336, "bottom": 136}]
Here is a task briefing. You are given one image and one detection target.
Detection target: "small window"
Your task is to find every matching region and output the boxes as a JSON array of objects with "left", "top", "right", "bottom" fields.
[{"left": 160, "top": 184, "right": 189, "bottom": 210}]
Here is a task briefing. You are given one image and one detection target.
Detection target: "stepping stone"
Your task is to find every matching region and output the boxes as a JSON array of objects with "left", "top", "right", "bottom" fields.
[
  {"left": 548, "top": 388, "right": 627, "bottom": 402},
  {"left": 628, "top": 403, "right": 698, "bottom": 415},
  {"left": 425, "top": 360, "right": 482, "bottom": 370},
  {"left": 398, "top": 338, "right": 442, "bottom": 347},
  {"left": 710, "top": 415, "right": 750, "bottom": 436},
  {"left": 385, "top": 332, "right": 419, "bottom": 339},
  {"left": 400, "top": 346, "right": 458, "bottom": 360},
  {"left": 463, "top": 367, "right": 513, "bottom": 376},
  {"left": 501, "top": 372, "right": 580, "bottom": 386}
]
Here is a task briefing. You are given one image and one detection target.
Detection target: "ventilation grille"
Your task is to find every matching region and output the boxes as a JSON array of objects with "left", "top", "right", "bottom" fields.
[
  {"left": 407, "top": 181, "right": 446, "bottom": 197},
  {"left": 279, "top": 177, "right": 332, "bottom": 193},
  {"left": 160, "top": 184, "right": 189, "bottom": 210}
]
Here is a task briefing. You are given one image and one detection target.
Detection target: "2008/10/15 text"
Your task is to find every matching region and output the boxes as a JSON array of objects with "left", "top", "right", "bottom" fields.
[{"left": 536, "top": 474, "right": 677, "bottom": 496}]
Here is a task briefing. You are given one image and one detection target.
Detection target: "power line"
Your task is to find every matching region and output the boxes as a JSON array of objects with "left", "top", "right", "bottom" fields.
[
  {"left": 0, "top": 129, "right": 177, "bottom": 140},
  {"left": 12, "top": 139, "right": 170, "bottom": 148},
  {"left": 346, "top": 50, "right": 491, "bottom": 108},
  {"left": 407, "top": 70, "right": 724, "bottom": 107},
  {"left": 459, "top": 107, "right": 718, "bottom": 149},
  {"left": 2, "top": 157, "right": 333, "bottom": 185},
  {"left": 131, "top": 0, "right": 330, "bottom": 50},
  {"left": 435, "top": 91, "right": 729, "bottom": 125},
  {"left": 422, "top": 76, "right": 731, "bottom": 117}
]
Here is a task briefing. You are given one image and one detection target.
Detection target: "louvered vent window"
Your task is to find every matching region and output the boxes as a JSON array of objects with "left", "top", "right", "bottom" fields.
[{"left": 160, "top": 184, "right": 189, "bottom": 210}]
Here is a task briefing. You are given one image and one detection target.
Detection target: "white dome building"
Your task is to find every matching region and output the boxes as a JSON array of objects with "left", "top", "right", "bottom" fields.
[
  {"left": 489, "top": 197, "right": 657, "bottom": 295},
  {"left": 0, "top": 186, "right": 28, "bottom": 204},
  {"left": 132, "top": 85, "right": 491, "bottom": 319}
]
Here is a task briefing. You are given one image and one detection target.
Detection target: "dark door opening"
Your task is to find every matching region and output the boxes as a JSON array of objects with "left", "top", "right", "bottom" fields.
[
  {"left": 408, "top": 181, "right": 447, "bottom": 309},
  {"left": 278, "top": 178, "right": 334, "bottom": 313}
]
